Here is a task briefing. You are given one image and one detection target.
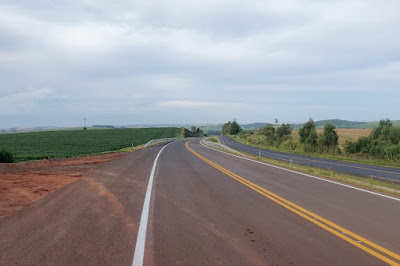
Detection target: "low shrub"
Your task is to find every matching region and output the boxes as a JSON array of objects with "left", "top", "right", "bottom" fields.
[
  {"left": 384, "top": 144, "right": 400, "bottom": 162},
  {"left": 207, "top": 137, "right": 218, "bottom": 143},
  {"left": 280, "top": 140, "right": 300, "bottom": 151},
  {"left": 0, "top": 148, "right": 15, "bottom": 163}
]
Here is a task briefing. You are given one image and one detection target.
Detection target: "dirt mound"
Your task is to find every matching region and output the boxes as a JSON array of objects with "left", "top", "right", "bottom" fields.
[{"left": 0, "top": 153, "right": 126, "bottom": 221}]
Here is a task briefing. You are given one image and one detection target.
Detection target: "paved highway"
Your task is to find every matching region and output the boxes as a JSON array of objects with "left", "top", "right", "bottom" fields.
[
  {"left": 1, "top": 139, "right": 399, "bottom": 265},
  {"left": 220, "top": 135, "right": 400, "bottom": 183}
]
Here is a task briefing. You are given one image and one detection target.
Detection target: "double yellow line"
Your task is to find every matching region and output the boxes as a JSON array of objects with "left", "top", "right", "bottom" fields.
[{"left": 185, "top": 141, "right": 400, "bottom": 265}]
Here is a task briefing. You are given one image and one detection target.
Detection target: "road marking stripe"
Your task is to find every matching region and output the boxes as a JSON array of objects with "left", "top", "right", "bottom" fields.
[
  {"left": 187, "top": 141, "right": 400, "bottom": 266},
  {"left": 132, "top": 143, "right": 172, "bottom": 266},
  {"left": 201, "top": 141, "right": 400, "bottom": 202},
  {"left": 225, "top": 138, "right": 400, "bottom": 176}
]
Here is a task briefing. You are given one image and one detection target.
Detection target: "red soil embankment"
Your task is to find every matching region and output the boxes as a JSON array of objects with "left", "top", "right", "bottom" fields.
[{"left": 0, "top": 153, "right": 126, "bottom": 221}]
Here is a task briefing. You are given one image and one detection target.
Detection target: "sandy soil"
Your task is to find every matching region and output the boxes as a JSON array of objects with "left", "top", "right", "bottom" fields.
[{"left": 0, "top": 153, "right": 127, "bottom": 221}]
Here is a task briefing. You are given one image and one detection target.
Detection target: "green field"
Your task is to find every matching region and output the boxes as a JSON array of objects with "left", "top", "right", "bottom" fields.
[{"left": 0, "top": 127, "right": 181, "bottom": 162}]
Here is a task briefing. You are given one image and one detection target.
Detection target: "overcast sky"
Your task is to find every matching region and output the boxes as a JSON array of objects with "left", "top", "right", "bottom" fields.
[{"left": 1, "top": 0, "right": 399, "bottom": 127}]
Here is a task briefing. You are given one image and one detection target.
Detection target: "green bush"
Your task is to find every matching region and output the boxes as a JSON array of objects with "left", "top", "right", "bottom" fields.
[
  {"left": 276, "top": 123, "right": 292, "bottom": 144},
  {"left": 322, "top": 123, "right": 339, "bottom": 151},
  {"left": 299, "top": 118, "right": 318, "bottom": 152},
  {"left": 280, "top": 140, "right": 299, "bottom": 151},
  {"left": 222, "top": 121, "right": 241, "bottom": 135},
  {"left": 384, "top": 144, "right": 400, "bottom": 162},
  {"left": 207, "top": 137, "right": 218, "bottom": 143},
  {"left": 261, "top": 124, "right": 275, "bottom": 145},
  {"left": 344, "top": 140, "right": 357, "bottom": 154},
  {"left": 344, "top": 136, "right": 370, "bottom": 154},
  {"left": 0, "top": 148, "right": 15, "bottom": 163}
]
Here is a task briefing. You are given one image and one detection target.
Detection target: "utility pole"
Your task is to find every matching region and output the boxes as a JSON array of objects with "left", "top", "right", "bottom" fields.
[{"left": 83, "top": 118, "right": 87, "bottom": 130}]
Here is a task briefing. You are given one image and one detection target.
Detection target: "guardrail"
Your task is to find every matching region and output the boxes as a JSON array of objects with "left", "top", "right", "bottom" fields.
[
  {"left": 201, "top": 139, "right": 247, "bottom": 157},
  {"left": 144, "top": 138, "right": 178, "bottom": 147}
]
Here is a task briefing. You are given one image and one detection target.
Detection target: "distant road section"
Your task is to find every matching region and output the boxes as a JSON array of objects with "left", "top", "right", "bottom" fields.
[{"left": 220, "top": 135, "right": 400, "bottom": 183}]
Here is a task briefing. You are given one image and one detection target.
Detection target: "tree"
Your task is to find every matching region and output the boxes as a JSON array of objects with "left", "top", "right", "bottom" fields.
[
  {"left": 190, "top": 126, "right": 203, "bottom": 137},
  {"left": 322, "top": 123, "right": 339, "bottom": 151},
  {"left": 196, "top": 128, "right": 204, "bottom": 137},
  {"left": 222, "top": 121, "right": 241, "bottom": 135},
  {"left": 222, "top": 122, "right": 231, "bottom": 135},
  {"left": 262, "top": 124, "right": 275, "bottom": 145},
  {"left": 372, "top": 119, "right": 392, "bottom": 140},
  {"left": 276, "top": 123, "right": 292, "bottom": 143},
  {"left": 230, "top": 121, "right": 241, "bottom": 135},
  {"left": 299, "top": 118, "right": 318, "bottom": 151}
]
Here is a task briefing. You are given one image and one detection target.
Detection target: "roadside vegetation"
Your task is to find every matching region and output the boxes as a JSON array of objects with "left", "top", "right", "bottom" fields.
[
  {"left": 344, "top": 119, "right": 400, "bottom": 162},
  {"left": 0, "top": 148, "right": 15, "bottom": 163},
  {"left": 206, "top": 136, "right": 219, "bottom": 143},
  {"left": 0, "top": 127, "right": 181, "bottom": 162},
  {"left": 237, "top": 149, "right": 400, "bottom": 197},
  {"left": 228, "top": 118, "right": 400, "bottom": 168},
  {"left": 179, "top": 126, "right": 205, "bottom": 138},
  {"left": 222, "top": 120, "right": 241, "bottom": 135}
]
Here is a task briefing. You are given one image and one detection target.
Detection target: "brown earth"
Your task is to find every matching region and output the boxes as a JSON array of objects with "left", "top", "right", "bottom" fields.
[{"left": 0, "top": 152, "right": 127, "bottom": 221}]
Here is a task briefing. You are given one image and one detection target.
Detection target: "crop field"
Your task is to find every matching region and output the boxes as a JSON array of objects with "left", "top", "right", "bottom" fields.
[{"left": 0, "top": 127, "right": 180, "bottom": 162}]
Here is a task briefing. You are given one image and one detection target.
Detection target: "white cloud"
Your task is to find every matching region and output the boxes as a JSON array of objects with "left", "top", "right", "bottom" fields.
[{"left": 0, "top": 88, "right": 59, "bottom": 114}]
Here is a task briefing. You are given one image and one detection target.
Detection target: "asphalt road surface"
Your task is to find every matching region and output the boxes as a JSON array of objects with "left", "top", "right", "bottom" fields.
[
  {"left": 220, "top": 135, "right": 400, "bottom": 183},
  {"left": 1, "top": 139, "right": 400, "bottom": 265}
]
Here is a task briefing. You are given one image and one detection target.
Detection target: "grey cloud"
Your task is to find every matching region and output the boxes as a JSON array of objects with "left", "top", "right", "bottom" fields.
[{"left": 0, "top": 0, "right": 399, "bottom": 127}]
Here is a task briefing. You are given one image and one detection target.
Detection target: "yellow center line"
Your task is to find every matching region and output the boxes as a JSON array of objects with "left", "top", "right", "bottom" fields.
[{"left": 185, "top": 141, "right": 400, "bottom": 266}]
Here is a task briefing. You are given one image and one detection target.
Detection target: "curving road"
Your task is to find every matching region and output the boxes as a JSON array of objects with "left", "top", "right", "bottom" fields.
[
  {"left": 1, "top": 139, "right": 399, "bottom": 265},
  {"left": 220, "top": 135, "right": 400, "bottom": 183}
]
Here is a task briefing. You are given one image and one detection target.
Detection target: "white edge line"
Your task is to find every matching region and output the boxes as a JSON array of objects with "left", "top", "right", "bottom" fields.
[
  {"left": 132, "top": 142, "right": 173, "bottom": 266},
  {"left": 199, "top": 141, "right": 400, "bottom": 202}
]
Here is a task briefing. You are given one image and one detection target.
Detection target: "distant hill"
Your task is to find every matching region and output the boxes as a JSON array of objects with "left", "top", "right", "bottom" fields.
[
  {"left": 241, "top": 123, "right": 268, "bottom": 130},
  {"left": 2, "top": 120, "right": 399, "bottom": 135},
  {"left": 292, "top": 119, "right": 400, "bottom": 130},
  {"left": 350, "top": 120, "right": 400, "bottom": 129},
  {"left": 292, "top": 119, "right": 367, "bottom": 129},
  {"left": 185, "top": 120, "right": 400, "bottom": 133},
  {"left": 239, "top": 119, "right": 400, "bottom": 131}
]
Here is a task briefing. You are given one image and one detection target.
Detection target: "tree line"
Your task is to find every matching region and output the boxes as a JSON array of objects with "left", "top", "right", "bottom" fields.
[
  {"left": 223, "top": 118, "right": 400, "bottom": 162},
  {"left": 260, "top": 118, "right": 339, "bottom": 153},
  {"left": 222, "top": 121, "right": 241, "bottom": 135},
  {"left": 344, "top": 119, "right": 400, "bottom": 161},
  {"left": 190, "top": 126, "right": 204, "bottom": 137}
]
